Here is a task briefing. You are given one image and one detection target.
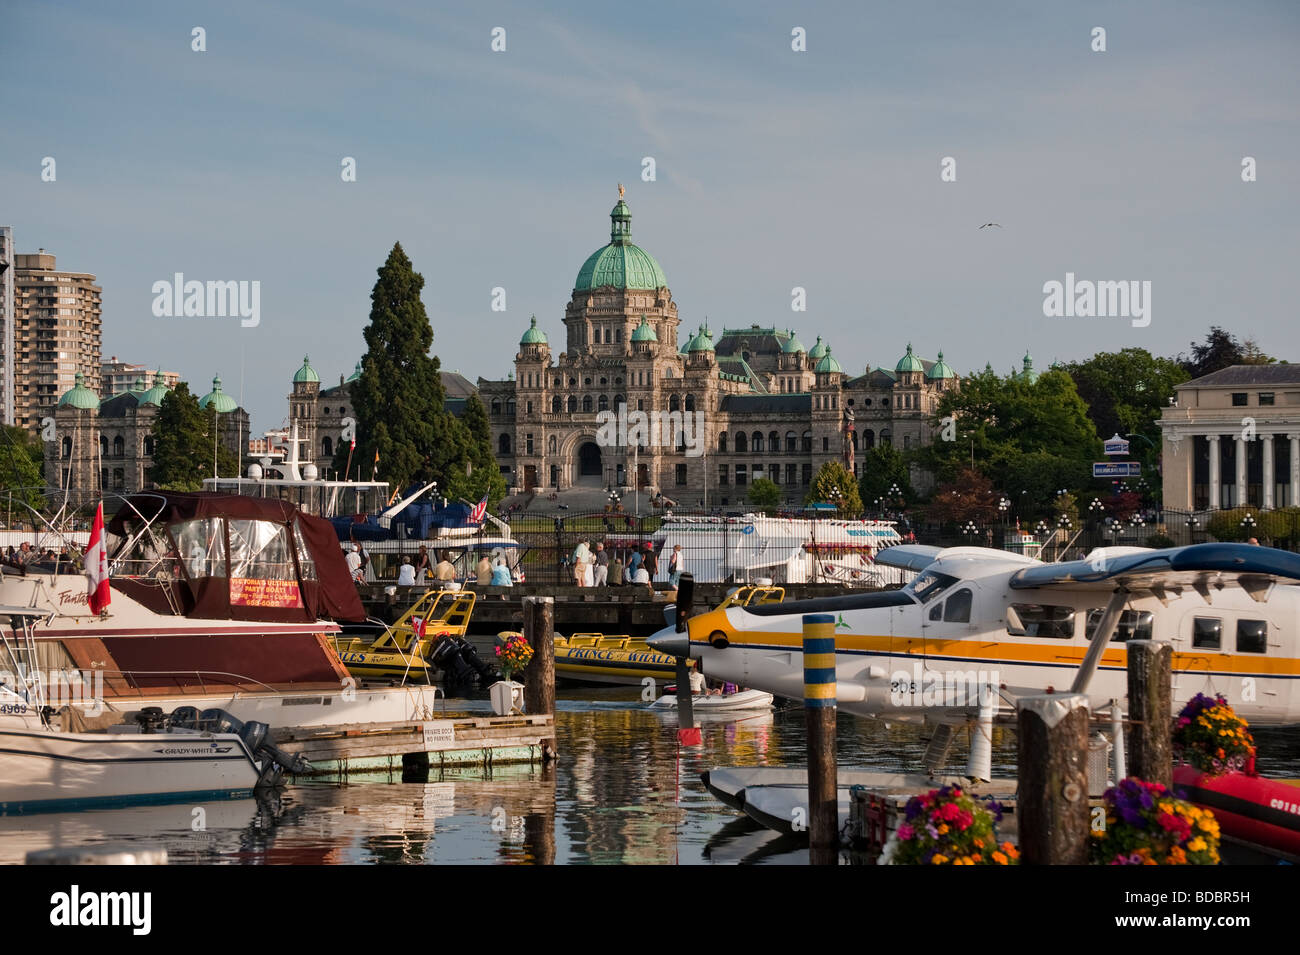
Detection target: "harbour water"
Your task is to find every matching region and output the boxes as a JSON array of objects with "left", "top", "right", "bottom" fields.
[{"left": 3, "top": 689, "right": 1297, "bottom": 865}]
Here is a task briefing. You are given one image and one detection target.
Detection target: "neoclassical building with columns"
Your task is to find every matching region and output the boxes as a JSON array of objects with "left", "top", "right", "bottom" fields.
[
  {"left": 477, "top": 190, "right": 965, "bottom": 505},
  {"left": 1160, "top": 365, "right": 1300, "bottom": 511}
]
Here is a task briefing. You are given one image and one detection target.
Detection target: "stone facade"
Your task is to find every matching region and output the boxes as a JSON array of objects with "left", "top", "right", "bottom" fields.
[{"left": 479, "top": 193, "right": 960, "bottom": 505}]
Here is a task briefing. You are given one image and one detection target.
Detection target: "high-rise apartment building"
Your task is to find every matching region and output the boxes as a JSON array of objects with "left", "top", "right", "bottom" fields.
[
  {"left": 0, "top": 227, "right": 14, "bottom": 426},
  {"left": 13, "top": 249, "right": 103, "bottom": 433},
  {"left": 101, "top": 357, "right": 180, "bottom": 396}
]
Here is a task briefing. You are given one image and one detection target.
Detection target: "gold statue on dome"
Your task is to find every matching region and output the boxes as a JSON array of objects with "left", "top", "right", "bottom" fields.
[{"left": 618, "top": 183, "right": 625, "bottom": 199}]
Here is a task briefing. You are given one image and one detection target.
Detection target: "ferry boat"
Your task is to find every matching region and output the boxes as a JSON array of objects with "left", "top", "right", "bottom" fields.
[
  {"left": 646, "top": 514, "right": 907, "bottom": 586},
  {"left": 332, "top": 589, "right": 477, "bottom": 682}
]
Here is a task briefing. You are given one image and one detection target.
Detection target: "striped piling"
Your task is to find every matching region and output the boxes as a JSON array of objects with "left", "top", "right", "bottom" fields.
[{"left": 803, "top": 613, "right": 838, "bottom": 863}]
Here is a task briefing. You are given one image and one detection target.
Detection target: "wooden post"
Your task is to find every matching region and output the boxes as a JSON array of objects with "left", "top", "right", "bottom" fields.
[
  {"left": 1126, "top": 639, "right": 1171, "bottom": 787},
  {"left": 803, "top": 613, "right": 838, "bottom": 864},
  {"left": 522, "top": 596, "right": 556, "bottom": 763},
  {"left": 1017, "top": 693, "right": 1089, "bottom": 865}
]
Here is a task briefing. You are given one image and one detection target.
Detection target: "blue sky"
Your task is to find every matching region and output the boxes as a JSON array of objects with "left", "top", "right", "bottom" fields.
[{"left": 3, "top": 0, "right": 1297, "bottom": 430}]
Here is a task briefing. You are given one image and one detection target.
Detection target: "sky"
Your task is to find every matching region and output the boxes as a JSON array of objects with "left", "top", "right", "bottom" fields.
[{"left": 3, "top": 0, "right": 1297, "bottom": 432}]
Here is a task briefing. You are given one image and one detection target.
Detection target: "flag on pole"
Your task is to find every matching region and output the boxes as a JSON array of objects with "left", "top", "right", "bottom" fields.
[
  {"left": 411, "top": 617, "right": 426, "bottom": 641},
  {"left": 469, "top": 495, "right": 488, "bottom": 525},
  {"left": 85, "top": 502, "right": 111, "bottom": 615},
  {"left": 372, "top": 447, "right": 379, "bottom": 480}
]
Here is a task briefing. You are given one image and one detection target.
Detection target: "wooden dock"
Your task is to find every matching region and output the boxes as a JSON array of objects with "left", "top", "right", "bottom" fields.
[{"left": 272, "top": 712, "right": 555, "bottom": 775}]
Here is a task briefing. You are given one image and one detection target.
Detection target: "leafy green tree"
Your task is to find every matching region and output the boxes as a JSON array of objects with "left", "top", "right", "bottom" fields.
[
  {"left": 1179, "top": 326, "right": 1274, "bottom": 380},
  {"left": 806, "top": 461, "right": 862, "bottom": 513},
  {"left": 748, "top": 477, "right": 781, "bottom": 508},
  {"left": 334, "top": 243, "right": 467, "bottom": 489},
  {"left": 150, "top": 384, "right": 235, "bottom": 491},
  {"left": 444, "top": 396, "right": 507, "bottom": 512},
  {"left": 0, "top": 425, "right": 45, "bottom": 511},
  {"left": 858, "top": 443, "right": 913, "bottom": 507}
]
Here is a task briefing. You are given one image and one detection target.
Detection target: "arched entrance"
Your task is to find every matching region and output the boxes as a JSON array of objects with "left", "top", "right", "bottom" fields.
[{"left": 576, "top": 441, "right": 602, "bottom": 486}]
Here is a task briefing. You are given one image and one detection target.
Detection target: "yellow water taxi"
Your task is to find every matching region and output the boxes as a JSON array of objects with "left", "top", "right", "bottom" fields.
[{"left": 333, "top": 589, "right": 476, "bottom": 682}]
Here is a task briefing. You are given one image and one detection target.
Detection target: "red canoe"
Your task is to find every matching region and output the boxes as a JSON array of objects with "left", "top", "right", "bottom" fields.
[{"left": 1173, "top": 765, "right": 1300, "bottom": 857}]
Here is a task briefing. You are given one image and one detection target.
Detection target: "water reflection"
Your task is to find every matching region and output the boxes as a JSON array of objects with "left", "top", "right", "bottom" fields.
[{"left": 2, "top": 697, "right": 1295, "bottom": 865}]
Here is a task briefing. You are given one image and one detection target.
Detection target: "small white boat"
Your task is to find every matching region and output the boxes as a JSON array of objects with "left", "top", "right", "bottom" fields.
[
  {"left": 649, "top": 689, "right": 774, "bottom": 712},
  {"left": 0, "top": 607, "right": 308, "bottom": 813}
]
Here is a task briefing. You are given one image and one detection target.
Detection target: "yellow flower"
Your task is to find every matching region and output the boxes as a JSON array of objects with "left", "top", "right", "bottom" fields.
[
  {"left": 1188, "top": 837, "right": 1206, "bottom": 852},
  {"left": 932, "top": 854, "right": 948, "bottom": 865},
  {"left": 937, "top": 823, "right": 949, "bottom": 835},
  {"left": 992, "top": 851, "right": 1007, "bottom": 864}
]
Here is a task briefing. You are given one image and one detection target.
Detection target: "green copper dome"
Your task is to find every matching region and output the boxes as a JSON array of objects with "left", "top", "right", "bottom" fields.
[
  {"left": 808, "top": 336, "right": 829, "bottom": 360},
  {"left": 346, "top": 361, "right": 362, "bottom": 383},
  {"left": 926, "top": 350, "right": 956, "bottom": 380},
  {"left": 815, "top": 347, "right": 842, "bottom": 374},
  {"left": 199, "top": 374, "right": 238, "bottom": 413},
  {"left": 1020, "top": 351, "right": 1038, "bottom": 384},
  {"left": 781, "top": 330, "right": 806, "bottom": 354},
  {"left": 132, "top": 375, "right": 147, "bottom": 393},
  {"left": 57, "top": 372, "right": 100, "bottom": 410},
  {"left": 631, "top": 315, "right": 658, "bottom": 343},
  {"left": 139, "top": 370, "right": 171, "bottom": 407},
  {"left": 520, "top": 315, "right": 548, "bottom": 345},
  {"left": 896, "top": 343, "right": 925, "bottom": 374},
  {"left": 686, "top": 324, "right": 715, "bottom": 353},
  {"left": 574, "top": 195, "right": 668, "bottom": 292},
  {"left": 293, "top": 355, "right": 319, "bottom": 384}
]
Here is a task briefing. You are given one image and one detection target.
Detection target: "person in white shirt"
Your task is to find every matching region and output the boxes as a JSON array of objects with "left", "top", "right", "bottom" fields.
[
  {"left": 345, "top": 543, "right": 362, "bottom": 578},
  {"left": 688, "top": 668, "right": 705, "bottom": 695},
  {"left": 397, "top": 556, "right": 417, "bottom": 587}
]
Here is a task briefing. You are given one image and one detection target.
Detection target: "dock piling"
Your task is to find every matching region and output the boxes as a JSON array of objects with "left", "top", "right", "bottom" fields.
[
  {"left": 522, "top": 595, "right": 557, "bottom": 763},
  {"left": 1016, "top": 693, "right": 1090, "bottom": 864},
  {"left": 1125, "top": 640, "right": 1171, "bottom": 787},
  {"left": 803, "top": 613, "right": 838, "bottom": 864}
]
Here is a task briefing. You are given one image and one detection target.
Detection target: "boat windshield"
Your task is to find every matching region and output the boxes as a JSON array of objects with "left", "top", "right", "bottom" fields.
[{"left": 905, "top": 570, "right": 961, "bottom": 604}]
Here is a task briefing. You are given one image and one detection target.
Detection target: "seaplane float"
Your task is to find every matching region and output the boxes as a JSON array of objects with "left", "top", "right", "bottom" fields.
[{"left": 649, "top": 541, "right": 1300, "bottom": 854}]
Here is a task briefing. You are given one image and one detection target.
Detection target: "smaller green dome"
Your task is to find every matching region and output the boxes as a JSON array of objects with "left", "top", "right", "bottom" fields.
[
  {"left": 57, "top": 372, "right": 100, "bottom": 410},
  {"left": 520, "top": 315, "right": 548, "bottom": 345},
  {"left": 896, "top": 343, "right": 925, "bottom": 374},
  {"left": 781, "top": 330, "right": 806, "bottom": 354},
  {"left": 293, "top": 355, "right": 319, "bottom": 384},
  {"left": 132, "top": 375, "right": 147, "bottom": 393},
  {"left": 1020, "top": 351, "right": 1038, "bottom": 384},
  {"left": 139, "top": 370, "right": 171, "bottom": 407},
  {"left": 346, "top": 361, "right": 362, "bottom": 383},
  {"left": 631, "top": 316, "right": 658, "bottom": 343},
  {"left": 199, "top": 374, "right": 238, "bottom": 413},
  {"left": 815, "top": 347, "right": 842, "bottom": 374},
  {"left": 687, "top": 324, "right": 715, "bottom": 353},
  {"left": 926, "top": 350, "right": 956, "bottom": 380},
  {"left": 808, "top": 336, "right": 829, "bottom": 360}
]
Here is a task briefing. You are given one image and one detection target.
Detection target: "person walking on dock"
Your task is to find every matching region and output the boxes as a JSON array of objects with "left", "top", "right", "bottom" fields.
[
  {"left": 626, "top": 546, "right": 642, "bottom": 581},
  {"left": 415, "top": 544, "right": 431, "bottom": 581},
  {"left": 668, "top": 544, "right": 682, "bottom": 588},
  {"left": 594, "top": 542, "right": 609, "bottom": 586},
  {"left": 642, "top": 542, "right": 659, "bottom": 583},
  {"left": 435, "top": 550, "right": 457, "bottom": 582},
  {"left": 476, "top": 553, "right": 492, "bottom": 585},
  {"left": 609, "top": 554, "right": 624, "bottom": 586}
]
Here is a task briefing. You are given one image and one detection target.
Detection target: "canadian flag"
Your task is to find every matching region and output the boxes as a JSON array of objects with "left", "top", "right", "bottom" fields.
[
  {"left": 85, "top": 502, "right": 111, "bottom": 615},
  {"left": 411, "top": 616, "right": 426, "bottom": 640}
]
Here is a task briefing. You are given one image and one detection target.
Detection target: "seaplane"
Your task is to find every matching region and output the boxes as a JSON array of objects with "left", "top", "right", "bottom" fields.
[{"left": 649, "top": 541, "right": 1300, "bottom": 731}]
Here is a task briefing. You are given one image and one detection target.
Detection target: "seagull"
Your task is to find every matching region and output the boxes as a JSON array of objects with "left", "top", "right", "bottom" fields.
[{"left": 979, "top": 222, "right": 1002, "bottom": 229}]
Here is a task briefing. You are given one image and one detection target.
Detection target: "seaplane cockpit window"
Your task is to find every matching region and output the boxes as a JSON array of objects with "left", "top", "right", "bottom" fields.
[
  {"left": 171, "top": 519, "right": 227, "bottom": 579},
  {"left": 942, "top": 588, "right": 973, "bottom": 624},
  {"left": 1192, "top": 617, "right": 1222, "bottom": 650},
  {"left": 1007, "top": 603, "right": 1074, "bottom": 639},
  {"left": 1085, "top": 609, "right": 1154, "bottom": 643},
  {"left": 1237, "top": 619, "right": 1268, "bottom": 654},
  {"left": 906, "top": 571, "right": 960, "bottom": 604},
  {"left": 228, "top": 520, "right": 295, "bottom": 581}
]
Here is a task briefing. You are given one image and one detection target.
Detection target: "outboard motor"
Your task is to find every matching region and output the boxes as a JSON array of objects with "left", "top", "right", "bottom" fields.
[
  {"left": 133, "top": 706, "right": 167, "bottom": 734},
  {"left": 429, "top": 635, "right": 498, "bottom": 691},
  {"left": 165, "top": 706, "right": 310, "bottom": 787}
]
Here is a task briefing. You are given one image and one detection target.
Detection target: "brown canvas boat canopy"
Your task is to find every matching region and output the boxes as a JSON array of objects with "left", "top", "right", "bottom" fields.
[{"left": 107, "top": 491, "right": 366, "bottom": 623}]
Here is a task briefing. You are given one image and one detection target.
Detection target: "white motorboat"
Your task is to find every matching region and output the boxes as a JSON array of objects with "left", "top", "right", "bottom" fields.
[
  {"left": 0, "top": 607, "right": 307, "bottom": 813},
  {"left": 648, "top": 688, "right": 774, "bottom": 712}
]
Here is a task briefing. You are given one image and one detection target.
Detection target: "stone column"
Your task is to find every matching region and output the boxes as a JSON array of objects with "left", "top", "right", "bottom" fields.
[
  {"left": 1235, "top": 435, "right": 1247, "bottom": 509},
  {"left": 1208, "top": 434, "right": 1221, "bottom": 510},
  {"left": 1262, "top": 434, "right": 1275, "bottom": 510},
  {"left": 1290, "top": 434, "right": 1300, "bottom": 509}
]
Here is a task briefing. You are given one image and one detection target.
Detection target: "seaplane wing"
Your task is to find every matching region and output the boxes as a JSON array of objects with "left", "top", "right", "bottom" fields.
[
  {"left": 1009, "top": 542, "right": 1300, "bottom": 597},
  {"left": 874, "top": 544, "right": 943, "bottom": 572}
]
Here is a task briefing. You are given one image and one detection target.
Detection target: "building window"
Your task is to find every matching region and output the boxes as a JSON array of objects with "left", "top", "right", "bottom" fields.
[
  {"left": 112, "top": 435, "right": 124, "bottom": 457},
  {"left": 669, "top": 394, "right": 680, "bottom": 412},
  {"left": 614, "top": 394, "right": 625, "bottom": 408},
  {"left": 322, "top": 436, "right": 333, "bottom": 457},
  {"left": 598, "top": 394, "right": 608, "bottom": 412},
  {"left": 822, "top": 436, "right": 829, "bottom": 452},
  {"left": 786, "top": 463, "right": 796, "bottom": 485},
  {"left": 567, "top": 396, "right": 577, "bottom": 413},
  {"left": 499, "top": 434, "right": 511, "bottom": 454},
  {"left": 735, "top": 465, "right": 747, "bottom": 486},
  {"left": 505, "top": 399, "right": 515, "bottom": 416},
  {"left": 1231, "top": 393, "right": 1248, "bottom": 407},
  {"left": 769, "top": 431, "right": 779, "bottom": 451},
  {"left": 881, "top": 430, "right": 892, "bottom": 446},
  {"left": 526, "top": 434, "right": 534, "bottom": 455},
  {"left": 1259, "top": 393, "right": 1275, "bottom": 406},
  {"left": 801, "top": 464, "right": 812, "bottom": 486},
  {"left": 802, "top": 430, "right": 812, "bottom": 453},
  {"left": 582, "top": 395, "right": 592, "bottom": 413},
  {"left": 526, "top": 401, "right": 533, "bottom": 414},
  {"left": 718, "top": 464, "right": 728, "bottom": 485},
  {"left": 552, "top": 396, "right": 562, "bottom": 414},
  {"left": 752, "top": 431, "right": 763, "bottom": 452},
  {"left": 786, "top": 431, "right": 797, "bottom": 453},
  {"left": 863, "top": 429, "right": 875, "bottom": 448},
  {"left": 492, "top": 399, "right": 502, "bottom": 415},
  {"left": 718, "top": 432, "right": 728, "bottom": 453},
  {"left": 144, "top": 436, "right": 154, "bottom": 456},
  {"left": 676, "top": 464, "right": 687, "bottom": 485},
  {"left": 770, "top": 465, "right": 780, "bottom": 485},
  {"left": 685, "top": 394, "right": 695, "bottom": 412},
  {"left": 735, "top": 432, "right": 747, "bottom": 453},
  {"left": 113, "top": 468, "right": 125, "bottom": 490},
  {"left": 903, "top": 434, "right": 912, "bottom": 450}
]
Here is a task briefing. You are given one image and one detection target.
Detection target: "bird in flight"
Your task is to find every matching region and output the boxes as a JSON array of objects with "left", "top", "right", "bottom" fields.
[{"left": 978, "top": 222, "right": 1002, "bottom": 229}]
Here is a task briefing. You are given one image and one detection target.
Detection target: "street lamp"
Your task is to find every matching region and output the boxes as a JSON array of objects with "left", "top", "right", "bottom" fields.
[
  {"left": 1088, "top": 498, "right": 1105, "bottom": 517},
  {"left": 1034, "top": 520, "right": 1049, "bottom": 537},
  {"left": 962, "top": 520, "right": 979, "bottom": 539},
  {"left": 1240, "top": 513, "right": 1257, "bottom": 533}
]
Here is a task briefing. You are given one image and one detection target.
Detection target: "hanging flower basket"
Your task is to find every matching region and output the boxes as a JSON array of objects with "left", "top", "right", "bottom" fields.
[
  {"left": 494, "top": 632, "right": 534, "bottom": 683},
  {"left": 1089, "top": 778, "right": 1221, "bottom": 865},
  {"left": 1172, "top": 693, "right": 1256, "bottom": 776},
  {"left": 879, "top": 784, "right": 1017, "bottom": 865}
]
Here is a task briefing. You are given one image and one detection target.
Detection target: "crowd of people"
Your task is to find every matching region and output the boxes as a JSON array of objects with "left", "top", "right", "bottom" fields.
[
  {"left": 564, "top": 540, "right": 682, "bottom": 593},
  {"left": 1, "top": 542, "right": 83, "bottom": 573}
]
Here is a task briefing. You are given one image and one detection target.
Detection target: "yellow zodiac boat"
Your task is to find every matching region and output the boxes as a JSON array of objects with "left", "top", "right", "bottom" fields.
[
  {"left": 333, "top": 589, "right": 476, "bottom": 682},
  {"left": 506, "top": 584, "right": 786, "bottom": 687}
]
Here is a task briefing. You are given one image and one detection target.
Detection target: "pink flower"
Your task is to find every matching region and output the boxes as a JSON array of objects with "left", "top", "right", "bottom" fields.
[{"left": 897, "top": 825, "right": 914, "bottom": 841}]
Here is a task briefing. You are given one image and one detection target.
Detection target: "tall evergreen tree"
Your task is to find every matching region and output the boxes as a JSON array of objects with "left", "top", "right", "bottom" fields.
[
  {"left": 150, "top": 384, "right": 235, "bottom": 490},
  {"left": 443, "top": 393, "right": 507, "bottom": 511},
  {"left": 335, "top": 243, "right": 466, "bottom": 489}
]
